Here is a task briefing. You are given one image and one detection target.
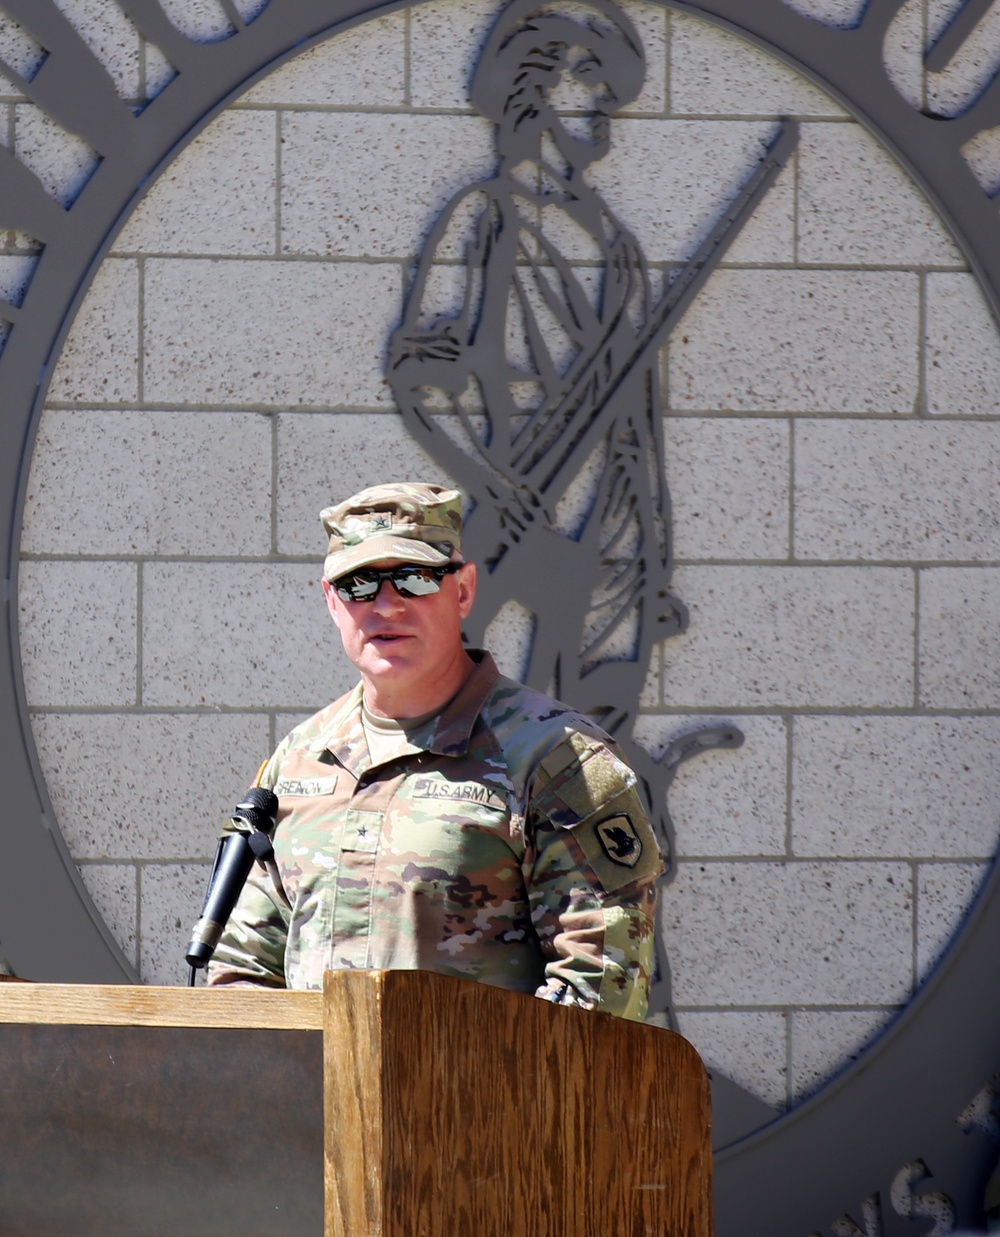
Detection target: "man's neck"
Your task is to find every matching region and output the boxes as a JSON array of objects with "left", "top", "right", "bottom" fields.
[{"left": 360, "top": 649, "right": 476, "bottom": 721}]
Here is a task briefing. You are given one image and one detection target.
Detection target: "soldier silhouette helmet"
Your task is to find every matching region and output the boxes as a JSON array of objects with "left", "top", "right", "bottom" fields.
[{"left": 469, "top": 0, "right": 645, "bottom": 140}]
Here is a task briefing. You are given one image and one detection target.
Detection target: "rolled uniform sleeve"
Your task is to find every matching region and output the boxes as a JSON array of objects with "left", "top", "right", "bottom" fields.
[
  {"left": 208, "top": 878, "right": 289, "bottom": 987},
  {"left": 524, "top": 733, "right": 663, "bottom": 1022},
  {"left": 207, "top": 753, "right": 291, "bottom": 989}
]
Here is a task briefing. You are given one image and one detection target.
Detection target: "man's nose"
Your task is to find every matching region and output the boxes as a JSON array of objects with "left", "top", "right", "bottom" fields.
[{"left": 371, "top": 578, "right": 406, "bottom": 614}]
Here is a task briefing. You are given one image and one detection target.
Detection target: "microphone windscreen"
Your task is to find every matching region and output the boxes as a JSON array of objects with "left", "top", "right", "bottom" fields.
[{"left": 233, "top": 787, "right": 279, "bottom": 834}]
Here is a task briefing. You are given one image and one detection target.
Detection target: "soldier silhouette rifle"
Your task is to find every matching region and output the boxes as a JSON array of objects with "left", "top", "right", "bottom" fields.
[{"left": 510, "top": 120, "right": 799, "bottom": 487}]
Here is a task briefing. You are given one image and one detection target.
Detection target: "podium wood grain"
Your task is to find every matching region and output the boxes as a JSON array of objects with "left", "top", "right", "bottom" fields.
[
  {"left": 0, "top": 981, "right": 322, "bottom": 1028},
  {"left": 323, "top": 970, "right": 711, "bottom": 1237}
]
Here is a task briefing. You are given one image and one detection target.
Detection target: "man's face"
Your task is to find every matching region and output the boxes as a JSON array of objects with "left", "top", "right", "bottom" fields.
[
  {"left": 546, "top": 47, "right": 617, "bottom": 165},
  {"left": 322, "top": 559, "right": 477, "bottom": 716}
]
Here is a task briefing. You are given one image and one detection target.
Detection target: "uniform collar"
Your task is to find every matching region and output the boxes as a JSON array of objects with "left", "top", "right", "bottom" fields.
[
  {"left": 315, "top": 650, "right": 500, "bottom": 774},
  {"left": 427, "top": 649, "right": 500, "bottom": 756}
]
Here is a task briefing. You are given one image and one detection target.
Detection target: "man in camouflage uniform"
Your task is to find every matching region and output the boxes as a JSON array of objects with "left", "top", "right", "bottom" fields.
[{"left": 207, "top": 482, "right": 662, "bottom": 1020}]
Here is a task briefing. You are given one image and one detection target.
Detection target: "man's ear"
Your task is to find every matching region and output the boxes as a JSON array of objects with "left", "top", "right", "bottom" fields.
[
  {"left": 321, "top": 578, "right": 341, "bottom": 629},
  {"left": 456, "top": 561, "right": 477, "bottom": 620}
]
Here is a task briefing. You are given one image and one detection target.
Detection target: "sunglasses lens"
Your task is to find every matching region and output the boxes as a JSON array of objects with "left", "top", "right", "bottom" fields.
[
  {"left": 335, "top": 571, "right": 381, "bottom": 602},
  {"left": 392, "top": 568, "right": 444, "bottom": 597},
  {"left": 333, "top": 563, "right": 461, "bottom": 602}
]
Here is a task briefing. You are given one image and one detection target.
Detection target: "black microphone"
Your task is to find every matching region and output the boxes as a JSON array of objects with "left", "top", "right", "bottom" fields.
[{"left": 185, "top": 787, "right": 279, "bottom": 970}]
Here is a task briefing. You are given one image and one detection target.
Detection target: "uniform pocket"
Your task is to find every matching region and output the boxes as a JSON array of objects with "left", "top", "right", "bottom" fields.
[{"left": 340, "top": 809, "right": 382, "bottom": 854}]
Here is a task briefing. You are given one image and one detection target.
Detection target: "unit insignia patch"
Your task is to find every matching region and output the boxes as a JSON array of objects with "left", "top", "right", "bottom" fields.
[{"left": 595, "top": 814, "right": 642, "bottom": 867}]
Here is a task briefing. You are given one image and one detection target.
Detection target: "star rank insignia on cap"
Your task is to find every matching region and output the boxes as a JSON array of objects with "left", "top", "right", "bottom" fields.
[
  {"left": 370, "top": 513, "right": 392, "bottom": 531},
  {"left": 595, "top": 814, "right": 642, "bottom": 867}
]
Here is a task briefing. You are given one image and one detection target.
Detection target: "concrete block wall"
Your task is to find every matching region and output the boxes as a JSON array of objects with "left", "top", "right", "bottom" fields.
[{"left": 12, "top": 0, "right": 1000, "bottom": 1112}]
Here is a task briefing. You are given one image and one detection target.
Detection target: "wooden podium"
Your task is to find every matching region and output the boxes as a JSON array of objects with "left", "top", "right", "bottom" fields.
[{"left": 0, "top": 971, "right": 711, "bottom": 1237}]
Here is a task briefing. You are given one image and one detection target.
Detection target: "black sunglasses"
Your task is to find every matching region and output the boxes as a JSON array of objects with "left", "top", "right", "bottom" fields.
[{"left": 333, "top": 561, "right": 463, "bottom": 603}]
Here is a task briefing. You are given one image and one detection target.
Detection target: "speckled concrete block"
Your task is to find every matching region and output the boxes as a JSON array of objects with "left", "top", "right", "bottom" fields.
[
  {"left": 675, "top": 1009, "right": 789, "bottom": 1108},
  {"left": 798, "top": 122, "right": 961, "bottom": 266},
  {"left": 275, "top": 710, "right": 326, "bottom": 744},
  {"left": 240, "top": 13, "right": 407, "bottom": 107},
  {"left": 588, "top": 119, "right": 795, "bottom": 264},
  {"left": 482, "top": 598, "right": 535, "bottom": 681},
  {"left": 140, "top": 861, "right": 212, "bottom": 986},
  {"left": 882, "top": 0, "right": 924, "bottom": 111},
  {"left": 47, "top": 258, "right": 140, "bottom": 404},
  {"left": 782, "top": 0, "right": 867, "bottom": 27},
  {"left": 790, "top": 1008, "right": 891, "bottom": 1101},
  {"left": 960, "top": 125, "right": 1000, "bottom": 201},
  {"left": 0, "top": 253, "right": 38, "bottom": 305},
  {"left": 408, "top": 0, "right": 495, "bottom": 110},
  {"left": 663, "top": 859, "right": 913, "bottom": 1005},
  {"left": 18, "top": 561, "right": 137, "bottom": 707},
  {"left": 45, "top": 0, "right": 142, "bottom": 101},
  {"left": 669, "top": 13, "right": 844, "bottom": 117},
  {"left": 724, "top": 159, "right": 796, "bottom": 265},
  {"left": 143, "top": 42, "right": 176, "bottom": 100},
  {"left": 955, "top": 122, "right": 1000, "bottom": 195},
  {"left": 925, "top": 273, "right": 1000, "bottom": 417},
  {"left": 0, "top": 15, "right": 45, "bottom": 87},
  {"left": 30, "top": 713, "right": 271, "bottom": 861},
  {"left": 156, "top": 0, "right": 234, "bottom": 43},
  {"left": 661, "top": 565, "right": 915, "bottom": 707},
  {"left": 795, "top": 420, "right": 1000, "bottom": 561},
  {"left": 143, "top": 258, "right": 400, "bottom": 407},
  {"left": 14, "top": 103, "right": 98, "bottom": 207},
  {"left": 141, "top": 561, "right": 354, "bottom": 708},
  {"left": 280, "top": 112, "right": 494, "bottom": 259},
  {"left": 919, "top": 568, "right": 1000, "bottom": 708},
  {"left": 917, "top": 861, "right": 989, "bottom": 982},
  {"left": 633, "top": 714, "right": 787, "bottom": 857},
  {"left": 276, "top": 411, "right": 445, "bottom": 555},
  {"left": 664, "top": 417, "right": 789, "bottom": 560},
  {"left": 22, "top": 409, "right": 272, "bottom": 556},
  {"left": 638, "top": 642, "right": 662, "bottom": 708},
  {"left": 668, "top": 270, "right": 921, "bottom": 413},
  {"left": 792, "top": 717, "right": 1000, "bottom": 859},
  {"left": 114, "top": 111, "right": 277, "bottom": 256},
  {"left": 600, "top": 0, "right": 669, "bottom": 115},
  {"left": 925, "top": 0, "right": 1000, "bottom": 117}
]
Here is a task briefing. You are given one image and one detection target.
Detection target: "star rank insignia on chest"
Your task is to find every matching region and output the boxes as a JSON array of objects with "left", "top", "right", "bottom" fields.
[{"left": 595, "top": 814, "right": 642, "bottom": 867}]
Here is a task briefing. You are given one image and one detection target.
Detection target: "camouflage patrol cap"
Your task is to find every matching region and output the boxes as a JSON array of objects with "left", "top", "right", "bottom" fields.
[{"left": 320, "top": 482, "right": 464, "bottom": 582}]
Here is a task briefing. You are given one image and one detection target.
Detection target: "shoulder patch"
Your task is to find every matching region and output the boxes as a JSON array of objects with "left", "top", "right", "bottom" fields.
[
  {"left": 595, "top": 814, "right": 643, "bottom": 868},
  {"left": 568, "top": 794, "right": 663, "bottom": 892},
  {"left": 538, "top": 732, "right": 591, "bottom": 785},
  {"left": 538, "top": 734, "right": 636, "bottom": 824},
  {"left": 532, "top": 734, "right": 664, "bottom": 893}
]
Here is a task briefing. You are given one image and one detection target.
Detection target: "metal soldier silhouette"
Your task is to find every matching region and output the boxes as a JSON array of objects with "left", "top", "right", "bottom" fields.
[{"left": 390, "top": 0, "right": 794, "bottom": 1012}]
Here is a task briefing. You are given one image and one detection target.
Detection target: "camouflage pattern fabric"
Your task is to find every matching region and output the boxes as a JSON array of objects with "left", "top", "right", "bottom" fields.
[
  {"left": 207, "top": 651, "right": 662, "bottom": 1021},
  {"left": 320, "top": 481, "right": 464, "bottom": 581}
]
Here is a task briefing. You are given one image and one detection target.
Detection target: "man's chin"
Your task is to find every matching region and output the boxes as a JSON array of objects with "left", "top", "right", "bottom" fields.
[{"left": 361, "top": 639, "right": 416, "bottom": 671}]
